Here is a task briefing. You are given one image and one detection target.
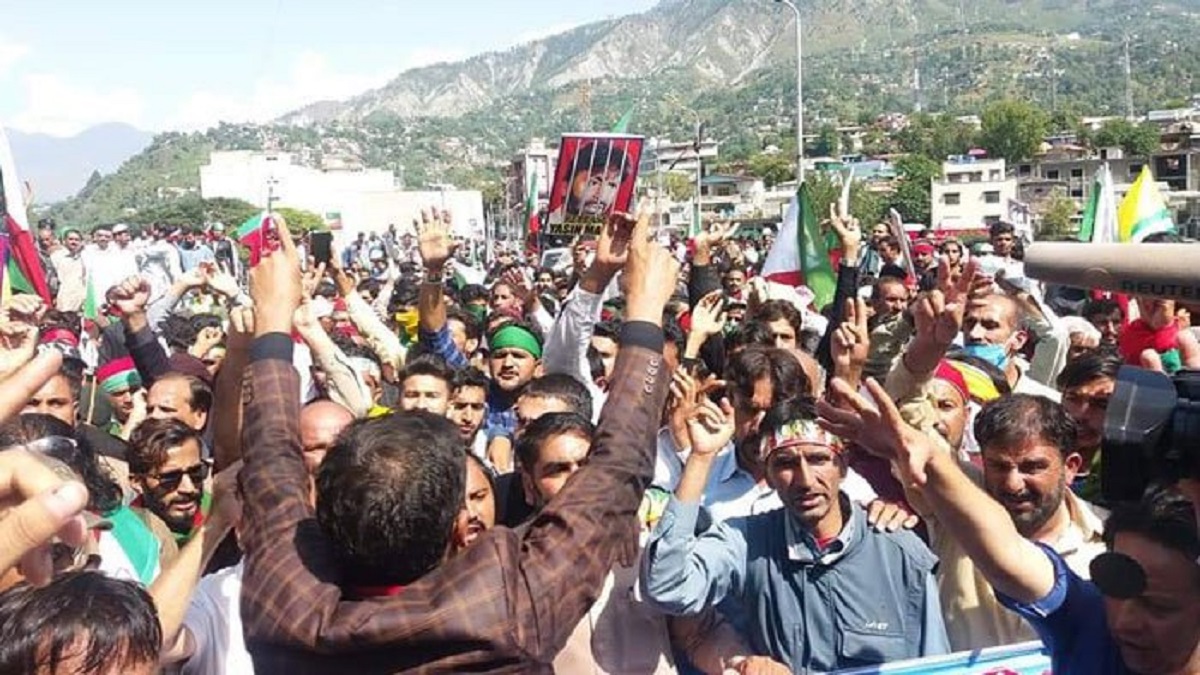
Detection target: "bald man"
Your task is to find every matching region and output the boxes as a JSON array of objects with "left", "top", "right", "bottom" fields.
[{"left": 299, "top": 400, "right": 355, "bottom": 475}]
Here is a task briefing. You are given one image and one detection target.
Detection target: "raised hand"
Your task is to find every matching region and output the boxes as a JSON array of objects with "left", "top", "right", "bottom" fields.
[
  {"left": 911, "top": 257, "right": 979, "bottom": 354},
  {"left": 207, "top": 460, "right": 243, "bottom": 532},
  {"left": 108, "top": 276, "right": 151, "bottom": 316},
  {"left": 250, "top": 212, "right": 302, "bottom": 337},
  {"left": 623, "top": 202, "right": 681, "bottom": 324},
  {"left": 301, "top": 260, "right": 327, "bottom": 298},
  {"left": 695, "top": 220, "right": 739, "bottom": 251},
  {"left": 206, "top": 269, "right": 240, "bottom": 298},
  {"left": 292, "top": 298, "right": 320, "bottom": 338},
  {"left": 417, "top": 208, "right": 456, "bottom": 271},
  {"left": 189, "top": 326, "right": 225, "bottom": 358},
  {"left": 0, "top": 448, "right": 89, "bottom": 587},
  {"left": 593, "top": 210, "right": 634, "bottom": 272},
  {"left": 690, "top": 291, "right": 727, "bottom": 340},
  {"left": 500, "top": 267, "right": 535, "bottom": 308},
  {"left": 0, "top": 296, "right": 46, "bottom": 380},
  {"left": 817, "top": 378, "right": 935, "bottom": 488},
  {"left": 829, "top": 203, "right": 863, "bottom": 262},
  {"left": 831, "top": 297, "right": 870, "bottom": 384},
  {"left": 687, "top": 398, "right": 736, "bottom": 458},
  {"left": 175, "top": 267, "right": 207, "bottom": 292}
]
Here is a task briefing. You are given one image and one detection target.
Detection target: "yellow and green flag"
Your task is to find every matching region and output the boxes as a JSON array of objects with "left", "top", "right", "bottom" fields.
[{"left": 1117, "top": 166, "right": 1175, "bottom": 242}]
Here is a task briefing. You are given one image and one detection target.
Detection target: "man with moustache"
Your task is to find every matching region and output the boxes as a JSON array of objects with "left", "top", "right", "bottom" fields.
[
  {"left": 642, "top": 397, "right": 949, "bottom": 672},
  {"left": 907, "top": 394, "right": 1107, "bottom": 650},
  {"left": 1056, "top": 351, "right": 1122, "bottom": 503},
  {"left": 128, "top": 418, "right": 211, "bottom": 544}
]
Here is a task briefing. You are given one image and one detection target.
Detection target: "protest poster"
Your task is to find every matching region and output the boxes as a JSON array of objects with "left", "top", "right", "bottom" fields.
[{"left": 545, "top": 133, "right": 644, "bottom": 237}]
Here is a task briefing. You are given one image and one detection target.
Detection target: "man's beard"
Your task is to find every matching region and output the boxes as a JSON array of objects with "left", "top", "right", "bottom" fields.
[{"left": 1007, "top": 478, "right": 1066, "bottom": 538}]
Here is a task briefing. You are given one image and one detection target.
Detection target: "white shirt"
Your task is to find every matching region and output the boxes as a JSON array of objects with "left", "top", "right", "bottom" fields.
[
  {"left": 181, "top": 563, "right": 253, "bottom": 675},
  {"left": 82, "top": 243, "right": 139, "bottom": 298}
]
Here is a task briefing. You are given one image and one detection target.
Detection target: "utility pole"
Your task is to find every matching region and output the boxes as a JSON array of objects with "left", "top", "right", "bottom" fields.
[
  {"left": 774, "top": 0, "right": 804, "bottom": 184},
  {"left": 1124, "top": 32, "right": 1135, "bottom": 120},
  {"left": 579, "top": 79, "right": 593, "bottom": 132}
]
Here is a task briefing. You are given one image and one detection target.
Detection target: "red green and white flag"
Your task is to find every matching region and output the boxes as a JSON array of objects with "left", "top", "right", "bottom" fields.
[
  {"left": 761, "top": 182, "right": 836, "bottom": 310},
  {"left": 236, "top": 212, "right": 273, "bottom": 266},
  {"left": 0, "top": 121, "right": 52, "bottom": 304},
  {"left": 525, "top": 173, "right": 540, "bottom": 255}
]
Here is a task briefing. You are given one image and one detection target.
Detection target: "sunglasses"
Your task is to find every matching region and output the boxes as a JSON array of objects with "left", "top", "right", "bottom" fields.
[{"left": 150, "top": 459, "right": 212, "bottom": 490}]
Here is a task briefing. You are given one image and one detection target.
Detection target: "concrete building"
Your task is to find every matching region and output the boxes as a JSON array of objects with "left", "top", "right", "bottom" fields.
[
  {"left": 199, "top": 150, "right": 484, "bottom": 240},
  {"left": 506, "top": 139, "right": 557, "bottom": 226},
  {"left": 930, "top": 156, "right": 1018, "bottom": 231},
  {"left": 699, "top": 174, "right": 765, "bottom": 220}
]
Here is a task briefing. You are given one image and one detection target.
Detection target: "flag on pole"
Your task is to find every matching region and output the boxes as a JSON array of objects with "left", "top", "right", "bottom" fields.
[
  {"left": 1077, "top": 164, "right": 1118, "bottom": 243},
  {"left": 524, "top": 172, "right": 540, "bottom": 257},
  {"left": 82, "top": 275, "right": 99, "bottom": 321},
  {"left": 761, "top": 182, "right": 836, "bottom": 309},
  {"left": 235, "top": 212, "right": 273, "bottom": 266},
  {"left": 611, "top": 106, "right": 635, "bottom": 133},
  {"left": 0, "top": 121, "right": 52, "bottom": 304},
  {"left": 1117, "top": 165, "right": 1175, "bottom": 242}
]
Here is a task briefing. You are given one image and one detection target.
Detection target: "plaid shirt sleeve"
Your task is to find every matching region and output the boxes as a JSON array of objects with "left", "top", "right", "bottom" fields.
[
  {"left": 419, "top": 324, "right": 469, "bottom": 369},
  {"left": 239, "top": 322, "right": 670, "bottom": 672}
]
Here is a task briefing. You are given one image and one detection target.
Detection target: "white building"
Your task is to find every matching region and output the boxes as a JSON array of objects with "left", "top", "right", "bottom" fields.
[
  {"left": 640, "top": 137, "right": 720, "bottom": 176},
  {"left": 930, "top": 155, "right": 1018, "bottom": 231},
  {"left": 199, "top": 151, "right": 484, "bottom": 240}
]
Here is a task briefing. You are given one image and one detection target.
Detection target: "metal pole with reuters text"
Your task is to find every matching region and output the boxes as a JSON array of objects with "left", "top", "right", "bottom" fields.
[{"left": 776, "top": 0, "right": 804, "bottom": 184}]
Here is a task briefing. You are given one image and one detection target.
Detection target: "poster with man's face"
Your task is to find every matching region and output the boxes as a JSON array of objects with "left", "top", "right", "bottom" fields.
[{"left": 546, "top": 134, "right": 643, "bottom": 236}]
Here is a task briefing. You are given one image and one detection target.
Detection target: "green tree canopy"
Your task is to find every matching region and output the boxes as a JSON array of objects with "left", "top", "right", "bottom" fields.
[
  {"left": 895, "top": 114, "right": 978, "bottom": 161},
  {"left": 1039, "top": 189, "right": 1077, "bottom": 239},
  {"left": 979, "top": 99, "right": 1050, "bottom": 164},
  {"left": 888, "top": 155, "right": 940, "bottom": 225},
  {"left": 811, "top": 124, "right": 840, "bottom": 157},
  {"left": 805, "top": 172, "right": 886, "bottom": 227},
  {"left": 747, "top": 153, "right": 793, "bottom": 188},
  {"left": 1092, "top": 119, "right": 1160, "bottom": 157},
  {"left": 275, "top": 207, "right": 328, "bottom": 233}
]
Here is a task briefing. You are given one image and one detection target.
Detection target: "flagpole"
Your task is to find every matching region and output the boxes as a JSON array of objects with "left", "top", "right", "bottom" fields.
[{"left": 775, "top": 0, "right": 804, "bottom": 185}]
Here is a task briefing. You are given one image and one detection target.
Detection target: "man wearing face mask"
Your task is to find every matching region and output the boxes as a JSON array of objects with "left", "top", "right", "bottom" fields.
[{"left": 962, "top": 292, "right": 1060, "bottom": 401}]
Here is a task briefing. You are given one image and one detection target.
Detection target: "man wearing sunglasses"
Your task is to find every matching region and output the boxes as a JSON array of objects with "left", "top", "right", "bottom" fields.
[{"left": 128, "top": 418, "right": 211, "bottom": 545}]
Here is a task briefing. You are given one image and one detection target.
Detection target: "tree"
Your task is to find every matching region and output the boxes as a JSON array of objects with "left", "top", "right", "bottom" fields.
[
  {"left": 804, "top": 172, "right": 886, "bottom": 226},
  {"left": 1039, "top": 189, "right": 1077, "bottom": 239},
  {"left": 889, "top": 155, "right": 940, "bottom": 225},
  {"left": 275, "top": 207, "right": 328, "bottom": 233},
  {"left": 747, "top": 153, "right": 793, "bottom": 188},
  {"left": 1093, "top": 119, "right": 1160, "bottom": 157},
  {"left": 979, "top": 99, "right": 1050, "bottom": 164},
  {"left": 663, "top": 172, "right": 696, "bottom": 201},
  {"left": 895, "top": 114, "right": 978, "bottom": 161},
  {"left": 811, "top": 124, "right": 840, "bottom": 157},
  {"left": 203, "top": 197, "right": 259, "bottom": 228}
]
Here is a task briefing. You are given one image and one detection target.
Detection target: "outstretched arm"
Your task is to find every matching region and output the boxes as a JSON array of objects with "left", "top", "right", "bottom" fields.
[{"left": 819, "top": 378, "right": 1055, "bottom": 604}]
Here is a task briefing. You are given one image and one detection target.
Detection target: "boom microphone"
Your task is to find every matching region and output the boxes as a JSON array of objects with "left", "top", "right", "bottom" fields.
[{"left": 1023, "top": 243, "right": 1200, "bottom": 301}]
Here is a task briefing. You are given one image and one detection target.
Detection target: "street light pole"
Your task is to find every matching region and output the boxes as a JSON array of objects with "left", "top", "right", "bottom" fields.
[{"left": 776, "top": 0, "right": 804, "bottom": 185}]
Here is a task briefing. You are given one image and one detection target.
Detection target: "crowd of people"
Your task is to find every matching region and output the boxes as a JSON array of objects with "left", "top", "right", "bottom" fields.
[{"left": 0, "top": 204, "right": 1197, "bottom": 675}]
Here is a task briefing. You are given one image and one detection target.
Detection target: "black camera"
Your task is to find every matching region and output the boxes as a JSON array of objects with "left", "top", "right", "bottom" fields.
[{"left": 1101, "top": 366, "right": 1200, "bottom": 503}]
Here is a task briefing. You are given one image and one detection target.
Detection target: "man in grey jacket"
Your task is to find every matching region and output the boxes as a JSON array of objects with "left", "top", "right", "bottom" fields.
[{"left": 641, "top": 396, "right": 950, "bottom": 672}]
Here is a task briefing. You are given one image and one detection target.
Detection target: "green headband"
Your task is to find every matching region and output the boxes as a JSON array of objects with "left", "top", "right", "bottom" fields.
[
  {"left": 490, "top": 325, "right": 542, "bottom": 359},
  {"left": 100, "top": 370, "right": 141, "bottom": 394}
]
